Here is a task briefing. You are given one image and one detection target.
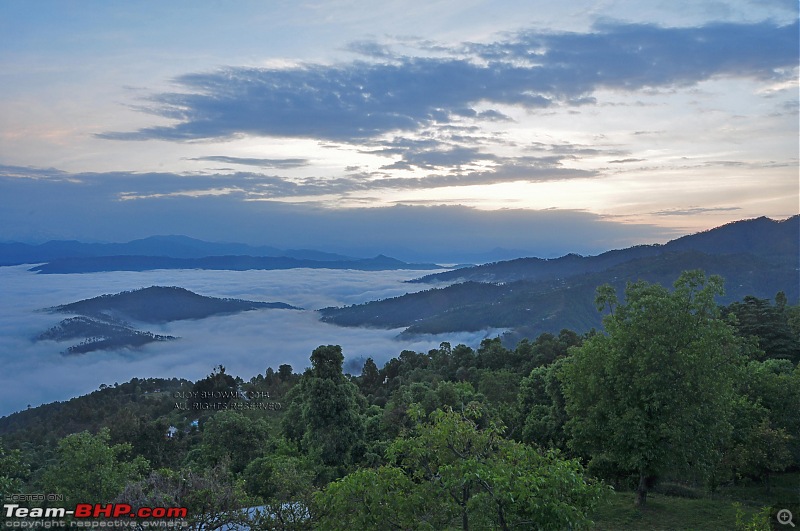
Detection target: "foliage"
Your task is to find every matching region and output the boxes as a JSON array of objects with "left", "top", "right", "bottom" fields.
[
  {"left": 724, "top": 294, "right": 800, "bottom": 363},
  {"left": 0, "top": 439, "right": 29, "bottom": 496},
  {"left": 315, "top": 406, "right": 608, "bottom": 530},
  {"left": 561, "top": 271, "right": 744, "bottom": 505},
  {"left": 733, "top": 503, "right": 772, "bottom": 531},
  {"left": 517, "top": 357, "right": 569, "bottom": 451},
  {"left": 188, "top": 411, "right": 271, "bottom": 474},
  {"left": 39, "top": 428, "right": 149, "bottom": 505},
  {"left": 190, "top": 365, "right": 239, "bottom": 410},
  {"left": 281, "top": 346, "right": 365, "bottom": 471},
  {"left": 116, "top": 462, "right": 254, "bottom": 531},
  {"left": 243, "top": 455, "right": 315, "bottom": 530},
  {"left": 720, "top": 359, "right": 799, "bottom": 487}
]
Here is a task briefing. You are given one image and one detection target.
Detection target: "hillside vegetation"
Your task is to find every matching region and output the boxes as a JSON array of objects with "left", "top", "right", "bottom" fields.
[
  {"left": 320, "top": 216, "right": 799, "bottom": 343},
  {"left": 2, "top": 270, "right": 798, "bottom": 529}
]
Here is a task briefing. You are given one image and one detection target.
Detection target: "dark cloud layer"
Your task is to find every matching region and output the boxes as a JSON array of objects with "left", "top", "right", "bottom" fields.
[
  {"left": 100, "top": 21, "right": 798, "bottom": 143},
  {"left": 0, "top": 165, "right": 675, "bottom": 261},
  {"left": 0, "top": 159, "right": 595, "bottom": 204},
  {"left": 187, "top": 156, "right": 310, "bottom": 168},
  {"left": 652, "top": 206, "right": 743, "bottom": 216}
]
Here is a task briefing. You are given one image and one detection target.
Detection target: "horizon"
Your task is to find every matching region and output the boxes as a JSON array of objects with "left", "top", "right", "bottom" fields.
[{"left": 1, "top": 213, "right": 796, "bottom": 263}]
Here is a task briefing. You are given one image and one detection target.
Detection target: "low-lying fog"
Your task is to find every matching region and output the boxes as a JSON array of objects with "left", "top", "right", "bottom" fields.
[{"left": 0, "top": 265, "right": 501, "bottom": 417}]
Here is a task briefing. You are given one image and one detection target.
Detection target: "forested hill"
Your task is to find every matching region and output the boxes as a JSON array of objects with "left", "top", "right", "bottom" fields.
[
  {"left": 38, "top": 286, "right": 299, "bottom": 355},
  {"left": 48, "top": 285, "right": 298, "bottom": 323},
  {"left": 410, "top": 215, "right": 798, "bottom": 285},
  {"left": 0, "top": 377, "right": 192, "bottom": 443},
  {"left": 320, "top": 216, "right": 800, "bottom": 343}
]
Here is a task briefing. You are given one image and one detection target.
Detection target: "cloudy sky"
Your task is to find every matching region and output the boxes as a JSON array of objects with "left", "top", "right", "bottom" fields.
[{"left": 1, "top": 0, "right": 797, "bottom": 260}]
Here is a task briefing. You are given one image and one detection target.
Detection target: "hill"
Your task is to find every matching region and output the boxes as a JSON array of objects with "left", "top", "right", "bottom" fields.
[
  {"left": 0, "top": 377, "right": 192, "bottom": 443},
  {"left": 319, "top": 217, "right": 800, "bottom": 342},
  {"left": 48, "top": 285, "right": 298, "bottom": 323},
  {"left": 38, "top": 316, "right": 178, "bottom": 355},
  {"left": 410, "top": 216, "right": 798, "bottom": 284},
  {"left": 38, "top": 286, "right": 299, "bottom": 354}
]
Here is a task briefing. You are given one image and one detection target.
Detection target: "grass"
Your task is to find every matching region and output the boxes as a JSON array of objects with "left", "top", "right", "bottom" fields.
[{"left": 591, "top": 472, "right": 799, "bottom": 530}]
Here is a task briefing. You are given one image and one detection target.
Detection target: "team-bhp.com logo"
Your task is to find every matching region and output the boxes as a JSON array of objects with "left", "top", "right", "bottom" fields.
[{"left": 4, "top": 504, "right": 188, "bottom": 527}]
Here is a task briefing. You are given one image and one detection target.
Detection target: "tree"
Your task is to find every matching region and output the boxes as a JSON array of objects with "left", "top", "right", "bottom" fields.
[
  {"left": 724, "top": 294, "right": 800, "bottom": 363},
  {"left": 561, "top": 270, "right": 744, "bottom": 506},
  {"left": 243, "top": 455, "right": 315, "bottom": 530},
  {"left": 190, "top": 365, "right": 238, "bottom": 409},
  {"left": 358, "top": 357, "right": 381, "bottom": 397},
  {"left": 40, "top": 428, "right": 148, "bottom": 505},
  {"left": 517, "top": 357, "right": 569, "bottom": 451},
  {"left": 281, "top": 346, "right": 365, "bottom": 471},
  {"left": 314, "top": 406, "right": 607, "bottom": 530},
  {"left": 0, "top": 440, "right": 29, "bottom": 496},
  {"left": 278, "top": 364, "right": 293, "bottom": 382},
  {"left": 116, "top": 462, "right": 253, "bottom": 531},
  {"left": 188, "top": 411, "right": 271, "bottom": 474},
  {"left": 732, "top": 359, "right": 800, "bottom": 477}
]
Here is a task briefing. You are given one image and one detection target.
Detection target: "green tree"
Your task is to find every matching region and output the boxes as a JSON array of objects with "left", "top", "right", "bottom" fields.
[
  {"left": 244, "top": 455, "right": 315, "bottom": 530},
  {"left": 358, "top": 357, "right": 381, "bottom": 397},
  {"left": 188, "top": 411, "right": 271, "bottom": 474},
  {"left": 315, "top": 406, "right": 607, "bottom": 530},
  {"left": 518, "top": 357, "right": 569, "bottom": 451},
  {"left": 724, "top": 295, "right": 800, "bottom": 363},
  {"left": 0, "top": 440, "right": 29, "bottom": 497},
  {"left": 190, "top": 365, "right": 238, "bottom": 410},
  {"left": 40, "top": 428, "right": 148, "bottom": 505},
  {"left": 561, "top": 271, "right": 744, "bottom": 506},
  {"left": 730, "top": 359, "right": 800, "bottom": 478},
  {"left": 282, "top": 346, "right": 365, "bottom": 471}
]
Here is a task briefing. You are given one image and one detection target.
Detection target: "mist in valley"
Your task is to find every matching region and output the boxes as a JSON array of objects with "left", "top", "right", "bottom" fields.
[{"left": 0, "top": 265, "right": 498, "bottom": 416}]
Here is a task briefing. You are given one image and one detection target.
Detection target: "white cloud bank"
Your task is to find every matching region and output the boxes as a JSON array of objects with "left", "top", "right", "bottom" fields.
[{"left": 0, "top": 266, "right": 492, "bottom": 416}]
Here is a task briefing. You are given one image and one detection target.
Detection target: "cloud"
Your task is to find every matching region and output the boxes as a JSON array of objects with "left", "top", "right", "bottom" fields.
[
  {"left": 0, "top": 266, "right": 496, "bottom": 416},
  {"left": 99, "top": 20, "right": 798, "bottom": 143},
  {"left": 652, "top": 206, "right": 743, "bottom": 216},
  {"left": 186, "top": 156, "right": 310, "bottom": 168},
  {"left": 0, "top": 165, "right": 676, "bottom": 261},
  {"left": 0, "top": 147, "right": 599, "bottom": 209}
]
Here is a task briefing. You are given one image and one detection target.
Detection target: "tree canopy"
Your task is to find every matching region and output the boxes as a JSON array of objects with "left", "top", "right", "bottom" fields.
[
  {"left": 561, "top": 270, "right": 745, "bottom": 505},
  {"left": 314, "top": 406, "right": 607, "bottom": 530}
]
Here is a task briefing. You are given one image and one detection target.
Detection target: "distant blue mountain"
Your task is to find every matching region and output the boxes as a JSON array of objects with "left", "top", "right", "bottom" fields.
[
  {"left": 0, "top": 235, "right": 444, "bottom": 273},
  {"left": 0, "top": 235, "right": 357, "bottom": 265},
  {"left": 27, "top": 254, "right": 443, "bottom": 274}
]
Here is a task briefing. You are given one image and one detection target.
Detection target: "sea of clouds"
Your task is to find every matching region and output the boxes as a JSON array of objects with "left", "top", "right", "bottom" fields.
[{"left": 0, "top": 265, "right": 500, "bottom": 416}]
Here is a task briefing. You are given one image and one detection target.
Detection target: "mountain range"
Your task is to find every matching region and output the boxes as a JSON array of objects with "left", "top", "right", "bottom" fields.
[
  {"left": 319, "top": 216, "right": 800, "bottom": 344},
  {"left": 0, "top": 235, "right": 443, "bottom": 273},
  {"left": 0, "top": 235, "right": 354, "bottom": 263}
]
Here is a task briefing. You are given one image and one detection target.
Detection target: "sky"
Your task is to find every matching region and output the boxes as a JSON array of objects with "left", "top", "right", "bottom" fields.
[{"left": 0, "top": 0, "right": 798, "bottom": 261}]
